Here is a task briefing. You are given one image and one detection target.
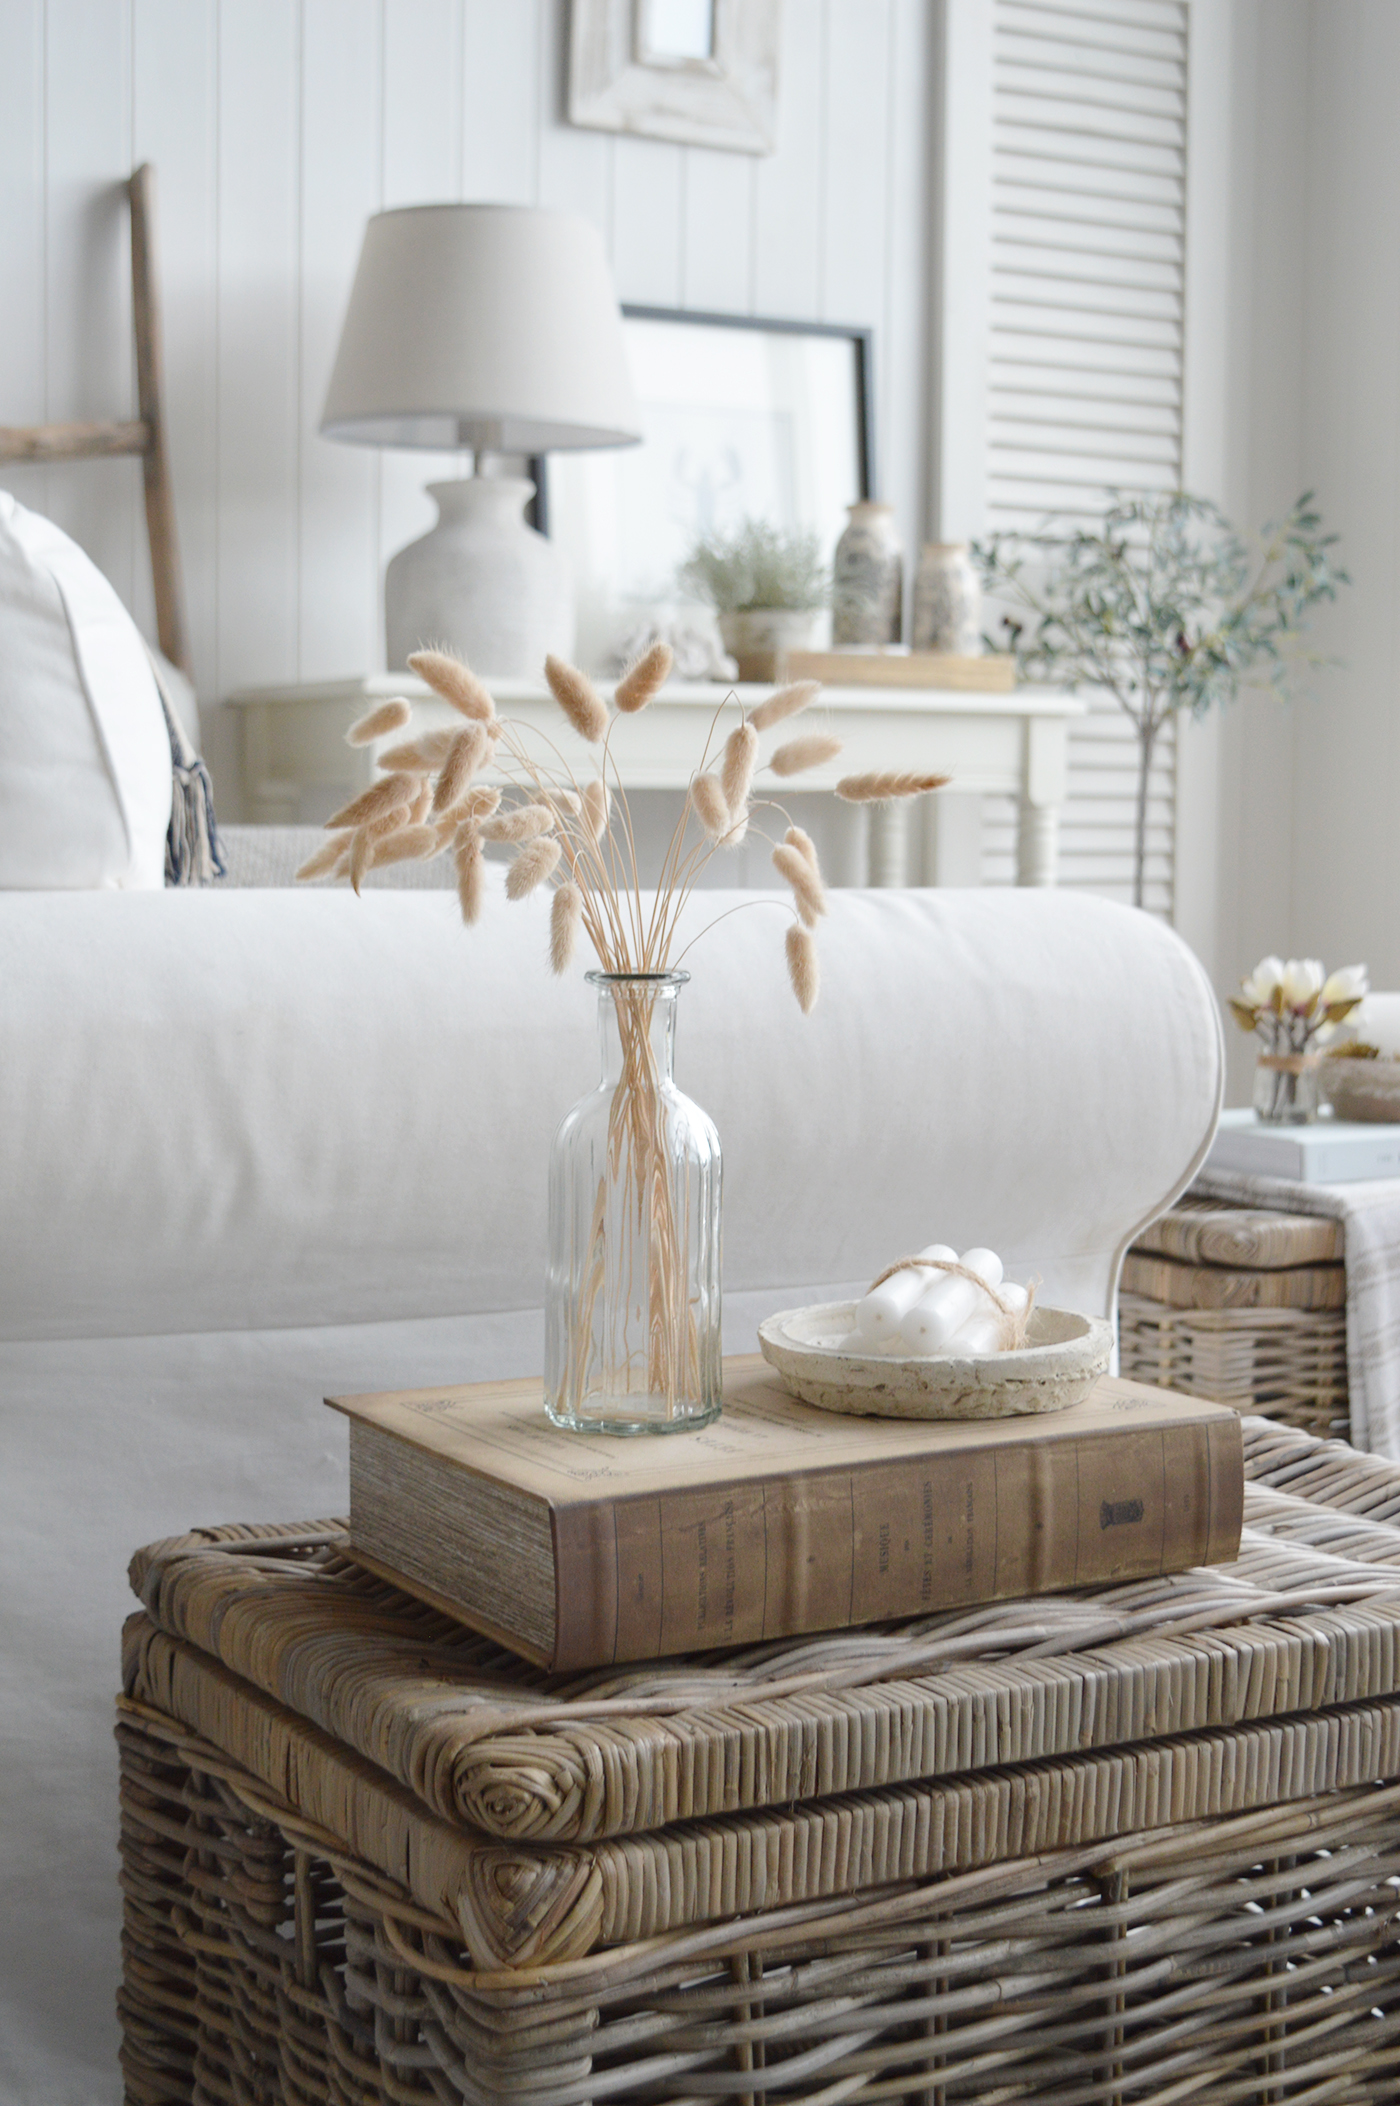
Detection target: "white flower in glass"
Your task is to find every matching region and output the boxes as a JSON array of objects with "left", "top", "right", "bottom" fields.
[
  {"left": 1281, "top": 959, "right": 1326, "bottom": 1013},
  {"left": 1321, "top": 964, "right": 1369, "bottom": 1008},
  {"left": 1238, "top": 956, "right": 1285, "bottom": 1009}
]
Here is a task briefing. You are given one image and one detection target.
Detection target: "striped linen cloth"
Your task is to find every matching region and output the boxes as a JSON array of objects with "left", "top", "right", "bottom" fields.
[{"left": 1193, "top": 1167, "right": 1400, "bottom": 1457}]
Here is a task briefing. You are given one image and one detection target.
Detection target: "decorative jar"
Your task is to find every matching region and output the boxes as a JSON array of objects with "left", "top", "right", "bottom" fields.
[
  {"left": 831, "top": 501, "right": 903, "bottom": 646},
  {"left": 1253, "top": 1052, "right": 1321, "bottom": 1125},
  {"left": 545, "top": 971, "right": 722, "bottom": 1435},
  {"left": 911, "top": 541, "right": 982, "bottom": 654}
]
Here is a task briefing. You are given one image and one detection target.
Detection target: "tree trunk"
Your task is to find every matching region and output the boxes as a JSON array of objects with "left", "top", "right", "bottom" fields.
[{"left": 1132, "top": 717, "right": 1159, "bottom": 911}]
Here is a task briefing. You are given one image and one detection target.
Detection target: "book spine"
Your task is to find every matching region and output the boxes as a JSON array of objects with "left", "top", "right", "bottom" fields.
[{"left": 549, "top": 1409, "right": 1244, "bottom": 1672}]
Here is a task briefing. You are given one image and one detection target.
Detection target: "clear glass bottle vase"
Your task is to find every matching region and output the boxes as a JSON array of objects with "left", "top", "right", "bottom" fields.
[{"left": 545, "top": 971, "right": 722, "bottom": 1434}]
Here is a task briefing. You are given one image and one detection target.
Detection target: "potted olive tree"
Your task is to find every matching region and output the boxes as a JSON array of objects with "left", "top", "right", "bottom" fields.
[
  {"left": 681, "top": 518, "right": 827, "bottom": 680},
  {"left": 974, "top": 492, "right": 1346, "bottom": 909}
]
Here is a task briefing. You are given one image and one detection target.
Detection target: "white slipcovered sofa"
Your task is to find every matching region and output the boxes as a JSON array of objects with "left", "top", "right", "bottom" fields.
[{"left": 0, "top": 874, "right": 1222, "bottom": 2105}]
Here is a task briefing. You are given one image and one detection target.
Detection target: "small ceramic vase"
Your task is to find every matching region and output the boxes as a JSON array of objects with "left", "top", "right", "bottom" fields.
[
  {"left": 831, "top": 502, "right": 903, "bottom": 646},
  {"left": 912, "top": 542, "right": 982, "bottom": 655}
]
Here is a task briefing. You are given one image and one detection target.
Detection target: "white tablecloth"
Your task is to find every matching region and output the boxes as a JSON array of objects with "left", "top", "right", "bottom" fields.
[{"left": 1194, "top": 1167, "right": 1400, "bottom": 1456}]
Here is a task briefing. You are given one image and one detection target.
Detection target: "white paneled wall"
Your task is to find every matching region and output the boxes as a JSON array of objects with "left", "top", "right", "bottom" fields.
[{"left": 0, "top": 0, "right": 931, "bottom": 818}]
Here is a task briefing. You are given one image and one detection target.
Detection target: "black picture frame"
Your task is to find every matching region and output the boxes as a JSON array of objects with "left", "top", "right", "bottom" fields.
[{"left": 530, "top": 304, "right": 875, "bottom": 542}]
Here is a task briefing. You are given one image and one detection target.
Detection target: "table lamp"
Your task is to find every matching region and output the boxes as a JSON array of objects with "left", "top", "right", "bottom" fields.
[{"left": 321, "top": 203, "right": 641, "bottom": 675}]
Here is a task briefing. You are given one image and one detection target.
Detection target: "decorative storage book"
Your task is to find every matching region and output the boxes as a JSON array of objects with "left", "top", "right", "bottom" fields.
[
  {"left": 330, "top": 1363, "right": 1243, "bottom": 1669},
  {"left": 1119, "top": 1196, "right": 1350, "bottom": 1440},
  {"left": 120, "top": 1417, "right": 1400, "bottom": 2103}
]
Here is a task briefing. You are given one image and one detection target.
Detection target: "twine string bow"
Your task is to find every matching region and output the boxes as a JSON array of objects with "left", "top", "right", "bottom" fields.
[{"left": 867, "top": 1256, "right": 1037, "bottom": 1351}]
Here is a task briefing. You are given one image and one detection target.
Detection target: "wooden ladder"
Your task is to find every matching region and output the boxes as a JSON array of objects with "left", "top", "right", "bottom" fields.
[{"left": 0, "top": 163, "right": 190, "bottom": 676}]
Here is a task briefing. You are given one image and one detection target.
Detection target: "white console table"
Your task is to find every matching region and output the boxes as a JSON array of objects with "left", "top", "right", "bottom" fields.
[{"left": 222, "top": 675, "right": 1085, "bottom": 888}]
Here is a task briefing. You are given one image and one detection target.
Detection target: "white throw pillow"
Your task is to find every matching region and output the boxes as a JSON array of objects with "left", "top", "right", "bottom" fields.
[{"left": 0, "top": 490, "right": 172, "bottom": 887}]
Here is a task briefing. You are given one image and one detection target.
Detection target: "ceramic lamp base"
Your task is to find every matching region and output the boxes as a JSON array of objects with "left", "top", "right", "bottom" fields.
[{"left": 384, "top": 475, "right": 572, "bottom": 676}]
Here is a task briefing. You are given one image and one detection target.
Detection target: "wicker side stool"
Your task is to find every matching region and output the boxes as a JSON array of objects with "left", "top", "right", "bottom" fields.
[{"left": 1120, "top": 1197, "right": 1350, "bottom": 1439}]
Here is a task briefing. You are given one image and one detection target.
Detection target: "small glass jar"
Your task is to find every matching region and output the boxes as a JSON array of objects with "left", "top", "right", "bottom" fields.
[
  {"left": 545, "top": 971, "right": 722, "bottom": 1434},
  {"left": 1254, "top": 1051, "right": 1320, "bottom": 1125}
]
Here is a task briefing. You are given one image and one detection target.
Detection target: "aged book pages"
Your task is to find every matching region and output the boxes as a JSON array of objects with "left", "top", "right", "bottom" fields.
[{"left": 331, "top": 1359, "right": 1243, "bottom": 1672}]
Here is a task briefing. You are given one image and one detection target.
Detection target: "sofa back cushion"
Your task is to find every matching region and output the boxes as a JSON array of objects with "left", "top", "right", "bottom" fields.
[{"left": 0, "top": 490, "right": 171, "bottom": 887}]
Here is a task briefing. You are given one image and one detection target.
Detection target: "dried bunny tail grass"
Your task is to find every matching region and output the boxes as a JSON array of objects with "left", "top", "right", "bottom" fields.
[
  {"left": 505, "top": 834, "right": 562, "bottom": 900},
  {"left": 372, "top": 822, "right": 439, "bottom": 867},
  {"left": 407, "top": 648, "right": 495, "bottom": 721},
  {"left": 296, "top": 833, "right": 349, "bottom": 881},
  {"left": 458, "top": 784, "right": 502, "bottom": 820},
  {"left": 582, "top": 777, "right": 610, "bottom": 842},
  {"left": 772, "top": 842, "right": 827, "bottom": 926},
  {"left": 377, "top": 729, "right": 459, "bottom": 773},
  {"left": 768, "top": 732, "right": 843, "bottom": 778},
  {"left": 479, "top": 802, "right": 556, "bottom": 844},
  {"left": 326, "top": 772, "right": 416, "bottom": 831},
  {"left": 720, "top": 721, "right": 759, "bottom": 815},
  {"left": 613, "top": 640, "right": 673, "bottom": 713},
  {"left": 454, "top": 830, "right": 485, "bottom": 923},
  {"left": 749, "top": 679, "right": 820, "bottom": 732},
  {"left": 409, "top": 781, "right": 433, "bottom": 825},
  {"left": 432, "top": 724, "right": 487, "bottom": 813},
  {"left": 785, "top": 923, "right": 820, "bottom": 1013},
  {"left": 543, "top": 787, "right": 582, "bottom": 816},
  {"left": 545, "top": 655, "right": 610, "bottom": 742},
  {"left": 785, "top": 823, "right": 819, "bottom": 870},
  {"left": 345, "top": 697, "right": 411, "bottom": 747},
  {"left": 550, "top": 883, "right": 582, "bottom": 973},
  {"left": 690, "top": 772, "right": 729, "bottom": 839},
  {"left": 433, "top": 812, "right": 462, "bottom": 849},
  {"left": 836, "top": 769, "right": 951, "bottom": 802}
]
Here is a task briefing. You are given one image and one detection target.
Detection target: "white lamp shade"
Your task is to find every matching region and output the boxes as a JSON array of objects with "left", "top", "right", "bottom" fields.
[{"left": 320, "top": 204, "right": 642, "bottom": 452}]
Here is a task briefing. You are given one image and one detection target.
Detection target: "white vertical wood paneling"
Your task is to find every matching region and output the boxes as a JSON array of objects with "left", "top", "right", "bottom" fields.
[
  {"left": 45, "top": 0, "right": 134, "bottom": 605},
  {"left": 215, "top": 0, "right": 300, "bottom": 706},
  {"left": 612, "top": 135, "right": 685, "bottom": 307},
  {"left": 821, "top": 0, "right": 891, "bottom": 328},
  {"left": 132, "top": 0, "right": 218, "bottom": 689},
  {"left": 752, "top": 0, "right": 825, "bottom": 317},
  {"left": 0, "top": 0, "right": 925, "bottom": 820},
  {"left": 377, "top": 0, "right": 470, "bottom": 613},
  {"left": 0, "top": 0, "right": 48, "bottom": 524},
  {"left": 681, "top": 148, "right": 753, "bottom": 315},
  {"left": 536, "top": 0, "right": 612, "bottom": 232},
  {"left": 461, "top": 0, "right": 540, "bottom": 204},
  {"left": 299, "top": 0, "right": 381, "bottom": 682}
]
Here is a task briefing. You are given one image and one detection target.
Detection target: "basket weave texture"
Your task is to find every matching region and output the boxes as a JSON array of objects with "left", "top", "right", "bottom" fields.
[
  {"left": 118, "top": 1416, "right": 1400, "bottom": 2100},
  {"left": 1120, "top": 1197, "right": 1350, "bottom": 1439}
]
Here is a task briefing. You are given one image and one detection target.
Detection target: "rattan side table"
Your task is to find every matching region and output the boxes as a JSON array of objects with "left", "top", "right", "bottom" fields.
[{"left": 119, "top": 1416, "right": 1400, "bottom": 2105}]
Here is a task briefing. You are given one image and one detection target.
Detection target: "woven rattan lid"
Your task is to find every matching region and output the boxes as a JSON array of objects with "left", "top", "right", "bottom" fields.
[{"left": 128, "top": 1419, "right": 1400, "bottom": 1868}]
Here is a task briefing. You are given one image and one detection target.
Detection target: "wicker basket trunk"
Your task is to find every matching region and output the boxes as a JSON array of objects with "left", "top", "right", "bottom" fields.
[
  {"left": 117, "top": 1417, "right": 1400, "bottom": 2104},
  {"left": 1120, "top": 1198, "right": 1350, "bottom": 1440},
  {"left": 118, "top": 1700, "right": 1400, "bottom": 2106},
  {"left": 1118, "top": 1292, "right": 1349, "bottom": 1441}
]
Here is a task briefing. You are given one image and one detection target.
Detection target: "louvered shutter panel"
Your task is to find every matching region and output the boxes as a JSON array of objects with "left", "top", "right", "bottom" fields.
[{"left": 978, "top": 0, "right": 1187, "bottom": 916}]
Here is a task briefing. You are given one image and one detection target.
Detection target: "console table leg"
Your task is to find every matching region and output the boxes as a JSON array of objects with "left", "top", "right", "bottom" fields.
[
  {"left": 839, "top": 805, "right": 871, "bottom": 887},
  {"left": 870, "top": 802, "right": 911, "bottom": 887},
  {"left": 1016, "top": 798, "right": 1059, "bottom": 886}
]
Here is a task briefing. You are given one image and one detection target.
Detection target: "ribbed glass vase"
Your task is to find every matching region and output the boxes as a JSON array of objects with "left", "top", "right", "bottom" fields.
[{"left": 545, "top": 971, "right": 722, "bottom": 1435}]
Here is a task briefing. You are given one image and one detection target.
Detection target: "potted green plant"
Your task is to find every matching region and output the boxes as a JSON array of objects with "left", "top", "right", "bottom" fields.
[
  {"left": 973, "top": 492, "right": 1347, "bottom": 909},
  {"left": 680, "top": 517, "right": 828, "bottom": 679}
]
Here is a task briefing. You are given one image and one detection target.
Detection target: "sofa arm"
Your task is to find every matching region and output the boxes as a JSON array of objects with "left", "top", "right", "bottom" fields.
[{"left": 0, "top": 883, "right": 1220, "bottom": 1342}]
